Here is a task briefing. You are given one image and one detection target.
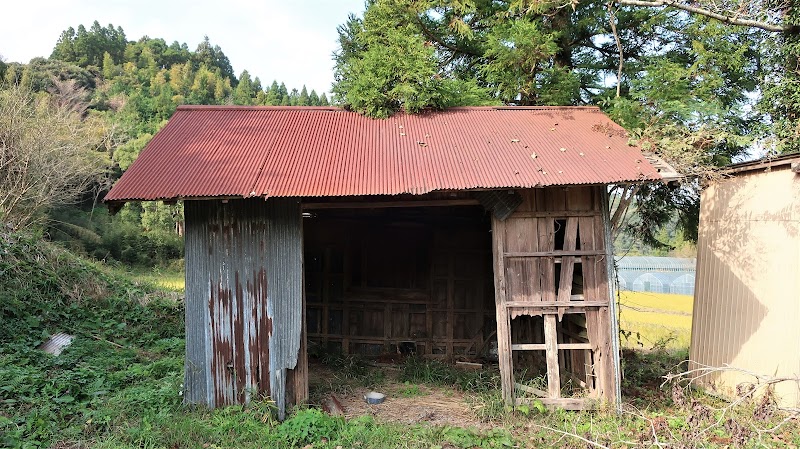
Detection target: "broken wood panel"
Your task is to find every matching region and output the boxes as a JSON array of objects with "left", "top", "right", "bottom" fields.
[
  {"left": 557, "top": 217, "right": 579, "bottom": 303},
  {"left": 578, "top": 216, "right": 598, "bottom": 302},
  {"left": 586, "top": 307, "right": 614, "bottom": 401},
  {"left": 538, "top": 218, "right": 556, "bottom": 305}
]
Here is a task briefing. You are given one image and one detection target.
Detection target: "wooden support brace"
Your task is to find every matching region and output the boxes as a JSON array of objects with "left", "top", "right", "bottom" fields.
[
  {"left": 544, "top": 314, "right": 561, "bottom": 398},
  {"left": 512, "top": 343, "right": 592, "bottom": 351}
]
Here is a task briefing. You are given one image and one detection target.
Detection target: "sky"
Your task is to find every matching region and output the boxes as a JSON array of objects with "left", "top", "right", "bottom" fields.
[{"left": 0, "top": 0, "right": 366, "bottom": 94}]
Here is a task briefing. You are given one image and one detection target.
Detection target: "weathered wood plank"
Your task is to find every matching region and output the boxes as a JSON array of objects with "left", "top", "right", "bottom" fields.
[
  {"left": 505, "top": 250, "right": 606, "bottom": 257},
  {"left": 557, "top": 218, "right": 579, "bottom": 305},
  {"left": 512, "top": 342, "right": 592, "bottom": 351},
  {"left": 579, "top": 217, "right": 597, "bottom": 301},
  {"left": 515, "top": 397, "right": 598, "bottom": 411},
  {"left": 509, "top": 211, "right": 600, "bottom": 218},
  {"left": 302, "top": 199, "right": 480, "bottom": 209},
  {"left": 515, "top": 382, "right": 548, "bottom": 398},
  {"left": 491, "top": 216, "right": 514, "bottom": 405},
  {"left": 544, "top": 314, "right": 561, "bottom": 398},
  {"left": 505, "top": 300, "right": 608, "bottom": 308},
  {"left": 539, "top": 219, "right": 556, "bottom": 307},
  {"left": 566, "top": 186, "right": 593, "bottom": 211}
]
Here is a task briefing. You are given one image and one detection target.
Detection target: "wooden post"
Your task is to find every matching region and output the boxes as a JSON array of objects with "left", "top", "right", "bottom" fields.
[
  {"left": 491, "top": 216, "right": 514, "bottom": 404},
  {"left": 544, "top": 314, "right": 561, "bottom": 398}
]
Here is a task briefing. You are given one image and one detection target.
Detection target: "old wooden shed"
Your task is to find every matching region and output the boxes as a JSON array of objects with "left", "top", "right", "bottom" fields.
[
  {"left": 105, "top": 105, "right": 661, "bottom": 417},
  {"left": 690, "top": 155, "right": 800, "bottom": 407}
]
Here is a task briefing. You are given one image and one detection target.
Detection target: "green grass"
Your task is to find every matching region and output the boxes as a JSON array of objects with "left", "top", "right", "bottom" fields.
[
  {"left": 618, "top": 291, "right": 693, "bottom": 349},
  {"left": 129, "top": 268, "right": 185, "bottom": 291},
  {"left": 3, "top": 232, "right": 798, "bottom": 449}
]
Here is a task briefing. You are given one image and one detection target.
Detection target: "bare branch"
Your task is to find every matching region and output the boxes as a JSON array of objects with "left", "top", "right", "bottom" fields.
[
  {"left": 615, "top": 0, "right": 795, "bottom": 32},
  {"left": 607, "top": 3, "right": 625, "bottom": 98}
]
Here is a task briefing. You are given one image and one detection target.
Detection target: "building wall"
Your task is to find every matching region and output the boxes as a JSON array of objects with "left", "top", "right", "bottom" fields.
[
  {"left": 492, "top": 185, "right": 619, "bottom": 406},
  {"left": 183, "top": 198, "right": 304, "bottom": 419},
  {"left": 691, "top": 165, "right": 800, "bottom": 407}
]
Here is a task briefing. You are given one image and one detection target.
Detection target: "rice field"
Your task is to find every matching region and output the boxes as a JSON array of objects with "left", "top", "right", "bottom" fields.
[{"left": 617, "top": 291, "right": 693, "bottom": 349}]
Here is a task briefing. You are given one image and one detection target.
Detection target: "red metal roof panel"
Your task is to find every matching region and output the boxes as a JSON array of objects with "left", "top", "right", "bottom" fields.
[{"left": 105, "top": 106, "right": 660, "bottom": 202}]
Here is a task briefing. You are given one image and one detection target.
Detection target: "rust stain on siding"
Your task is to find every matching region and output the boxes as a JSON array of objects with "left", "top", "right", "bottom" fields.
[{"left": 183, "top": 199, "right": 302, "bottom": 416}]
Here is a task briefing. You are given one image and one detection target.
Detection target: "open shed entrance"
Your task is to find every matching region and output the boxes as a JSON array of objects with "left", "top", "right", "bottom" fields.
[
  {"left": 300, "top": 187, "right": 619, "bottom": 410},
  {"left": 302, "top": 202, "right": 495, "bottom": 359}
]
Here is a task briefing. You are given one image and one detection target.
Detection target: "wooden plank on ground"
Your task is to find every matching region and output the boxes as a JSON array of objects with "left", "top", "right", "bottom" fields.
[
  {"left": 515, "top": 397, "right": 597, "bottom": 411},
  {"left": 515, "top": 382, "right": 547, "bottom": 398}
]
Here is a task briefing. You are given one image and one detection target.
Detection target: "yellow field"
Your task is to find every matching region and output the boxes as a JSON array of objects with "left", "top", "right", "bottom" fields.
[{"left": 617, "top": 291, "right": 693, "bottom": 349}]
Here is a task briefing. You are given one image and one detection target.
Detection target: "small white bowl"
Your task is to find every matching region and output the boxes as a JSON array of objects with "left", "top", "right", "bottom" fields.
[{"left": 364, "top": 391, "right": 385, "bottom": 404}]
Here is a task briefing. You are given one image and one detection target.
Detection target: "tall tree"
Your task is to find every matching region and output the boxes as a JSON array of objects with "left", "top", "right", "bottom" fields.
[
  {"left": 332, "top": 1, "right": 491, "bottom": 118},
  {"left": 193, "top": 36, "right": 235, "bottom": 83},
  {"left": 331, "top": 0, "right": 795, "bottom": 246},
  {"left": 233, "top": 70, "right": 256, "bottom": 105}
]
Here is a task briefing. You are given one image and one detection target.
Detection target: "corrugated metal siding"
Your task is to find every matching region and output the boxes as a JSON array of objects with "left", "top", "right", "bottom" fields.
[
  {"left": 105, "top": 106, "right": 660, "bottom": 202},
  {"left": 690, "top": 164, "right": 800, "bottom": 407},
  {"left": 183, "top": 198, "right": 303, "bottom": 417},
  {"left": 265, "top": 198, "right": 304, "bottom": 420}
]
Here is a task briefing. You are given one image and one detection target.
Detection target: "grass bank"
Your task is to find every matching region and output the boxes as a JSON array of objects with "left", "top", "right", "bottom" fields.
[{"left": 2, "top": 233, "right": 797, "bottom": 448}]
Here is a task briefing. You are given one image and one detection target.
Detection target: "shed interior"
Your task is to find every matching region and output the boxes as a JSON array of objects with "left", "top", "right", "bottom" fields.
[
  {"left": 302, "top": 204, "right": 495, "bottom": 358},
  {"left": 300, "top": 187, "right": 617, "bottom": 407}
]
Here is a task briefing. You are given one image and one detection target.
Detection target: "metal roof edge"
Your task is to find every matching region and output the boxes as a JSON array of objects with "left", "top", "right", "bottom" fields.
[
  {"left": 173, "top": 105, "right": 606, "bottom": 113},
  {"left": 722, "top": 153, "right": 800, "bottom": 176},
  {"left": 176, "top": 105, "right": 342, "bottom": 111}
]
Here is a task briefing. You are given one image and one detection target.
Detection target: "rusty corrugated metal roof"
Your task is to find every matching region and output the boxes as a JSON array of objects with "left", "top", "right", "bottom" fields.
[{"left": 105, "top": 106, "right": 660, "bottom": 202}]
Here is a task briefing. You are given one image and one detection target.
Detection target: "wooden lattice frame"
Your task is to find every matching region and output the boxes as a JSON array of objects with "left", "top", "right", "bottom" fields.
[{"left": 492, "top": 186, "right": 618, "bottom": 409}]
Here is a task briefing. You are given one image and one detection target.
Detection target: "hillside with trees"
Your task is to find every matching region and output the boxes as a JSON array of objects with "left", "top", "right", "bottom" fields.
[{"left": 1, "top": 21, "right": 330, "bottom": 265}]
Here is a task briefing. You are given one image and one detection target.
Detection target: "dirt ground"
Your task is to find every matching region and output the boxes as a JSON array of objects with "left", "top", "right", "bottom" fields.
[{"left": 308, "top": 363, "right": 491, "bottom": 430}]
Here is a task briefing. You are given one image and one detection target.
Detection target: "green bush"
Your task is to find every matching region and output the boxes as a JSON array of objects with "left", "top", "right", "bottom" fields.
[{"left": 275, "top": 408, "right": 343, "bottom": 445}]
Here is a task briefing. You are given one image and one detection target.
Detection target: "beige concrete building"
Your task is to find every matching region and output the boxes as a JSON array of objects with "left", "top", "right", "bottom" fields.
[{"left": 690, "top": 155, "right": 800, "bottom": 407}]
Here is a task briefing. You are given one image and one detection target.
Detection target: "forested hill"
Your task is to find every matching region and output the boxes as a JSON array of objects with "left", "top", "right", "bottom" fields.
[
  {"left": 0, "top": 21, "right": 331, "bottom": 266},
  {"left": 2, "top": 21, "right": 329, "bottom": 168}
]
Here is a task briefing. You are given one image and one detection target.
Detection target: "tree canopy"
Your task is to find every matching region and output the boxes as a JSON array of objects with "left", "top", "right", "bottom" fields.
[{"left": 331, "top": 0, "right": 800, "bottom": 247}]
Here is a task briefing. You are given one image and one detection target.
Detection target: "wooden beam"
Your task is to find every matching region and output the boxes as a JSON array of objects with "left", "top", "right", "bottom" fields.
[
  {"left": 504, "top": 300, "right": 608, "bottom": 308},
  {"left": 544, "top": 314, "right": 561, "bottom": 398},
  {"left": 302, "top": 199, "right": 480, "bottom": 210},
  {"left": 512, "top": 342, "right": 592, "bottom": 351},
  {"left": 510, "top": 211, "right": 600, "bottom": 218},
  {"left": 504, "top": 250, "right": 606, "bottom": 258}
]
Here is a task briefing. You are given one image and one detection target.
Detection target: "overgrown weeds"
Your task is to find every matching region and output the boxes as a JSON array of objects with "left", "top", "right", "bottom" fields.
[
  {"left": 3, "top": 231, "right": 799, "bottom": 448},
  {"left": 399, "top": 356, "right": 500, "bottom": 393}
]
